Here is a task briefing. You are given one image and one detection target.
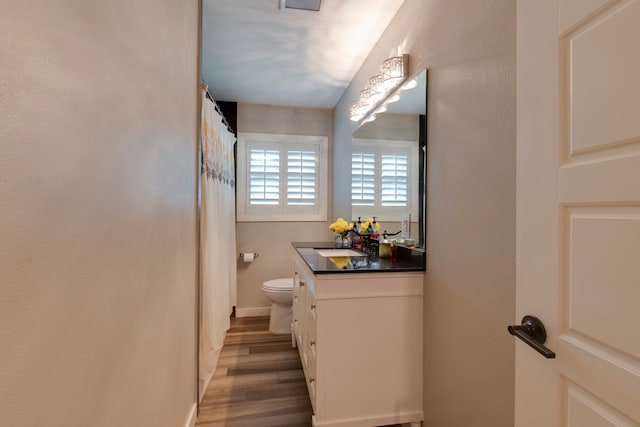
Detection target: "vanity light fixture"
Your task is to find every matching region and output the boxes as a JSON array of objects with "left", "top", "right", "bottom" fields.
[{"left": 349, "top": 54, "right": 409, "bottom": 123}]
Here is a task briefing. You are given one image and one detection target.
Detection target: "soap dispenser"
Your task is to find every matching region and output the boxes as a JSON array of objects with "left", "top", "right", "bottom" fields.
[{"left": 379, "top": 238, "right": 391, "bottom": 259}]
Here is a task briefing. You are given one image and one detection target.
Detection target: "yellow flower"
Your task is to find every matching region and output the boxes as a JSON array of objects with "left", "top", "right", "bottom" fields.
[
  {"left": 358, "top": 217, "right": 380, "bottom": 233},
  {"left": 329, "top": 217, "right": 353, "bottom": 235}
]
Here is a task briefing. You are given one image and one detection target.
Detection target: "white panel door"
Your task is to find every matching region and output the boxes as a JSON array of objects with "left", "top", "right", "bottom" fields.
[{"left": 516, "top": 0, "right": 640, "bottom": 426}]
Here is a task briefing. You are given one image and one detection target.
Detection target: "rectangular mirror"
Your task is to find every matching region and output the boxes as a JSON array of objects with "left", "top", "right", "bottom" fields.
[{"left": 351, "top": 69, "right": 427, "bottom": 247}]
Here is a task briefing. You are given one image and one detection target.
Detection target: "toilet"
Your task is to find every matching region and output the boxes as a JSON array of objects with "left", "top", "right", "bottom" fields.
[{"left": 261, "top": 277, "right": 294, "bottom": 334}]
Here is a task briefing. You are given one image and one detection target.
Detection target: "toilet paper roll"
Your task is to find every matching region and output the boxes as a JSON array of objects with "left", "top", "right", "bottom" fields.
[{"left": 242, "top": 253, "right": 255, "bottom": 263}]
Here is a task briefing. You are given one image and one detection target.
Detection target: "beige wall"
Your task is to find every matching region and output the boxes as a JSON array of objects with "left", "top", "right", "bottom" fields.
[
  {"left": 236, "top": 104, "right": 334, "bottom": 312},
  {"left": 334, "top": 0, "right": 516, "bottom": 425},
  {"left": 0, "top": 1, "right": 199, "bottom": 426}
]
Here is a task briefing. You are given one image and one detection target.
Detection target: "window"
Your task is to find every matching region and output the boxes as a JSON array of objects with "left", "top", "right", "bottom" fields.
[
  {"left": 351, "top": 138, "right": 418, "bottom": 221},
  {"left": 237, "top": 133, "right": 328, "bottom": 221}
]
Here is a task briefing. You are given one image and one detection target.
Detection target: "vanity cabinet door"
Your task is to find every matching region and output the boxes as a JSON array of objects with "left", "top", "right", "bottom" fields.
[
  {"left": 306, "top": 288, "right": 317, "bottom": 365},
  {"left": 304, "top": 280, "right": 318, "bottom": 410},
  {"left": 292, "top": 270, "right": 305, "bottom": 350},
  {"left": 306, "top": 352, "right": 317, "bottom": 411}
]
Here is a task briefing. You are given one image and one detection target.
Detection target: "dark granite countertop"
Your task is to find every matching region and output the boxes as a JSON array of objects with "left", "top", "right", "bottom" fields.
[{"left": 292, "top": 241, "right": 425, "bottom": 274}]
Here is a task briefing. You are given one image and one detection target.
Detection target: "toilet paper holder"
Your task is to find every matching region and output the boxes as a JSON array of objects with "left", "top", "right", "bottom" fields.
[{"left": 239, "top": 252, "right": 259, "bottom": 258}]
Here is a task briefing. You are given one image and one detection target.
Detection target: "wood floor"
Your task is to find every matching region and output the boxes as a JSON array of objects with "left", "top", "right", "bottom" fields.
[
  {"left": 195, "top": 316, "right": 313, "bottom": 427},
  {"left": 196, "top": 316, "right": 406, "bottom": 427}
]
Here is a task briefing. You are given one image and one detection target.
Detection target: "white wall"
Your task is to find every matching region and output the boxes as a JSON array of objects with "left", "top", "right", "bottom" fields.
[
  {"left": 334, "top": 0, "right": 516, "bottom": 425},
  {"left": 0, "top": 1, "right": 199, "bottom": 426}
]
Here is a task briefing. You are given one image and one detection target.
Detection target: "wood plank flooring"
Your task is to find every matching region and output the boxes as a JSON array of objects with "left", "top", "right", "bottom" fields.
[
  {"left": 196, "top": 316, "right": 405, "bottom": 427},
  {"left": 195, "top": 316, "right": 313, "bottom": 427}
]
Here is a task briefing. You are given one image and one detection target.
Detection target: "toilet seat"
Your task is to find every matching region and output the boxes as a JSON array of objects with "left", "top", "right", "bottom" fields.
[{"left": 262, "top": 278, "right": 294, "bottom": 292}]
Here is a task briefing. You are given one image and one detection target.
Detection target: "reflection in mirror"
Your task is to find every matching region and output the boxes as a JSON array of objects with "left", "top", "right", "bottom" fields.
[{"left": 351, "top": 69, "right": 427, "bottom": 247}]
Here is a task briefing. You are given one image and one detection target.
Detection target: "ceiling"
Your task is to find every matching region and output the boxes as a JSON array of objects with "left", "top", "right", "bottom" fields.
[{"left": 201, "top": 0, "right": 405, "bottom": 109}]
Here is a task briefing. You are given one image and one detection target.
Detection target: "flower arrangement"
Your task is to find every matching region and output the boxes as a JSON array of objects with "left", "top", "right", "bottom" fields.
[
  {"left": 329, "top": 216, "right": 382, "bottom": 249},
  {"left": 329, "top": 217, "right": 354, "bottom": 240}
]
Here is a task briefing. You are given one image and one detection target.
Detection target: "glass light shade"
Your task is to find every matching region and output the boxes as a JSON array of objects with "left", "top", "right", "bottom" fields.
[
  {"left": 350, "top": 100, "right": 363, "bottom": 121},
  {"left": 369, "top": 74, "right": 384, "bottom": 92},
  {"left": 360, "top": 88, "right": 374, "bottom": 102},
  {"left": 352, "top": 99, "right": 368, "bottom": 121},
  {"left": 382, "top": 55, "right": 407, "bottom": 90},
  {"left": 367, "top": 75, "right": 385, "bottom": 103},
  {"left": 357, "top": 89, "right": 373, "bottom": 113}
]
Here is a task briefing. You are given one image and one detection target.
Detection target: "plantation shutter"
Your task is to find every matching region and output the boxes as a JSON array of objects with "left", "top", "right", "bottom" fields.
[
  {"left": 381, "top": 153, "right": 408, "bottom": 206},
  {"left": 351, "top": 152, "right": 376, "bottom": 206},
  {"left": 249, "top": 148, "right": 279, "bottom": 205},
  {"left": 287, "top": 150, "right": 317, "bottom": 206},
  {"left": 351, "top": 138, "right": 416, "bottom": 222},
  {"left": 237, "top": 133, "right": 328, "bottom": 222}
]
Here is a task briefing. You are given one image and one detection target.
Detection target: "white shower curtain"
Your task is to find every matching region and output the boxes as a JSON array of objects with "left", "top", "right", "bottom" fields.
[{"left": 199, "top": 85, "right": 237, "bottom": 397}]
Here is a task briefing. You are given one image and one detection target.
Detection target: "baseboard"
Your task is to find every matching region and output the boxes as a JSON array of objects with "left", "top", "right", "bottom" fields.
[
  {"left": 235, "top": 307, "right": 270, "bottom": 317},
  {"left": 184, "top": 403, "right": 197, "bottom": 427},
  {"left": 312, "top": 411, "right": 423, "bottom": 427}
]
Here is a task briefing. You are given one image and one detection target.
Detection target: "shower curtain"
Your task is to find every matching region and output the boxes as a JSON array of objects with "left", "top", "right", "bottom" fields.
[{"left": 199, "top": 84, "right": 237, "bottom": 397}]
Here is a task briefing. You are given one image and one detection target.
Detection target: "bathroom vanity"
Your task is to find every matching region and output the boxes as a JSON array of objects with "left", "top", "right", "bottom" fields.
[{"left": 292, "top": 242, "right": 424, "bottom": 427}]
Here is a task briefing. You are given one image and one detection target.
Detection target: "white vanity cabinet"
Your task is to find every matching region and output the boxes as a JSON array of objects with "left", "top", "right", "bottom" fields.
[{"left": 293, "top": 254, "right": 424, "bottom": 427}]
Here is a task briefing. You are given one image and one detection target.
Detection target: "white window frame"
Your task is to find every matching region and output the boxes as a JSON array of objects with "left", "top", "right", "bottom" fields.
[
  {"left": 351, "top": 138, "right": 419, "bottom": 222},
  {"left": 237, "top": 132, "right": 328, "bottom": 222}
]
